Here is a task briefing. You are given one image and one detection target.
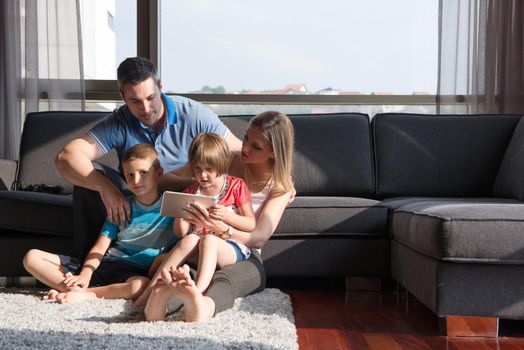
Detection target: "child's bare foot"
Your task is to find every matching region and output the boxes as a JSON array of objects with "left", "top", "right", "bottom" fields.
[
  {"left": 55, "top": 289, "right": 96, "bottom": 304},
  {"left": 169, "top": 264, "right": 215, "bottom": 323},
  {"left": 144, "top": 282, "right": 172, "bottom": 321},
  {"left": 42, "top": 289, "right": 60, "bottom": 301}
]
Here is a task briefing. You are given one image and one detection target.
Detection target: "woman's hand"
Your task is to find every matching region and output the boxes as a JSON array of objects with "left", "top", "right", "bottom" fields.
[{"left": 183, "top": 202, "right": 229, "bottom": 234}]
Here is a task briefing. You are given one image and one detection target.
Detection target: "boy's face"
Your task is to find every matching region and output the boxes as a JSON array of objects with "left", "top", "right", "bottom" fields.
[
  {"left": 122, "top": 157, "right": 162, "bottom": 197},
  {"left": 193, "top": 162, "right": 222, "bottom": 191}
]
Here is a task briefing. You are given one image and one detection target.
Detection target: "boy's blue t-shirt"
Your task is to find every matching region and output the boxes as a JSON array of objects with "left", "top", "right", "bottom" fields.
[
  {"left": 87, "top": 94, "right": 229, "bottom": 173},
  {"left": 100, "top": 196, "right": 177, "bottom": 269}
]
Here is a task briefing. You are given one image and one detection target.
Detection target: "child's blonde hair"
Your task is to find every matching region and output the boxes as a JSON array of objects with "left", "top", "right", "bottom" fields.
[
  {"left": 188, "top": 133, "right": 230, "bottom": 175},
  {"left": 122, "top": 143, "right": 160, "bottom": 169},
  {"left": 246, "top": 111, "right": 294, "bottom": 194}
]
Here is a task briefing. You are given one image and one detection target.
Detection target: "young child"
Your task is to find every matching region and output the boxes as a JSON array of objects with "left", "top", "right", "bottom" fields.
[
  {"left": 143, "top": 132, "right": 256, "bottom": 320},
  {"left": 23, "top": 144, "right": 177, "bottom": 304}
]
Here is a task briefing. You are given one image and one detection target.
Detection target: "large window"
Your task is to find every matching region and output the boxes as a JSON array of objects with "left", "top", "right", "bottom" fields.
[
  {"left": 80, "top": 0, "right": 136, "bottom": 80},
  {"left": 81, "top": 0, "right": 439, "bottom": 114},
  {"left": 159, "top": 0, "right": 438, "bottom": 97}
]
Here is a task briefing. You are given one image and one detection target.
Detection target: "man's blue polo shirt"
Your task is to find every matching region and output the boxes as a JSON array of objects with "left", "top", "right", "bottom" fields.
[{"left": 87, "top": 94, "right": 229, "bottom": 172}]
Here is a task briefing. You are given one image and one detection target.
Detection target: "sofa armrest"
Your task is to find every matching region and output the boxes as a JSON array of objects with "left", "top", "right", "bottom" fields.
[{"left": 0, "top": 159, "right": 17, "bottom": 190}]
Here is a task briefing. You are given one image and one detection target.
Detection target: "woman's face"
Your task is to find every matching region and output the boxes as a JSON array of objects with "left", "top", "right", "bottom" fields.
[{"left": 241, "top": 126, "right": 274, "bottom": 164}]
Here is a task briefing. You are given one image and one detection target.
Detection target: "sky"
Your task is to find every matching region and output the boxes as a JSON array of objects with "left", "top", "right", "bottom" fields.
[{"left": 115, "top": 0, "right": 439, "bottom": 95}]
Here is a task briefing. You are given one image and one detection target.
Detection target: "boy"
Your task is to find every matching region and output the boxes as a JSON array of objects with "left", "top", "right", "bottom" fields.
[{"left": 23, "top": 144, "right": 177, "bottom": 304}]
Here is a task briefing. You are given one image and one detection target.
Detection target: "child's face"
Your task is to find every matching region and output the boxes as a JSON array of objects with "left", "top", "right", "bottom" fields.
[
  {"left": 122, "top": 157, "right": 162, "bottom": 197},
  {"left": 193, "top": 162, "right": 223, "bottom": 190}
]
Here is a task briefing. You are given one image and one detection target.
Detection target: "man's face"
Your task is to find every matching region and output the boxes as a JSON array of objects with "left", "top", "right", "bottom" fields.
[{"left": 121, "top": 77, "right": 164, "bottom": 129}]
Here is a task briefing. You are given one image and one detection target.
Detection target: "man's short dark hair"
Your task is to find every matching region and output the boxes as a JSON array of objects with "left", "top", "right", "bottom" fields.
[{"left": 117, "top": 57, "right": 160, "bottom": 89}]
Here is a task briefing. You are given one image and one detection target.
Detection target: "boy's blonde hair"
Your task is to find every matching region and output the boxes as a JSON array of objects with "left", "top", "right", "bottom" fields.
[
  {"left": 188, "top": 133, "right": 230, "bottom": 175},
  {"left": 122, "top": 143, "right": 160, "bottom": 169},
  {"left": 246, "top": 111, "right": 294, "bottom": 194}
]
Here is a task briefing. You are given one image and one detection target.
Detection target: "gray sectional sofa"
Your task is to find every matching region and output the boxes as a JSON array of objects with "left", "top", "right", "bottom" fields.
[{"left": 1, "top": 110, "right": 524, "bottom": 334}]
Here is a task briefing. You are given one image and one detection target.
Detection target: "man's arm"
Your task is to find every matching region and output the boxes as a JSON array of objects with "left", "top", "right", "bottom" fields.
[
  {"left": 55, "top": 135, "right": 130, "bottom": 225},
  {"left": 158, "top": 164, "right": 195, "bottom": 192},
  {"left": 55, "top": 136, "right": 106, "bottom": 190},
  {"left": 225, "top": 132, "right": 242, "bottom": 154}
]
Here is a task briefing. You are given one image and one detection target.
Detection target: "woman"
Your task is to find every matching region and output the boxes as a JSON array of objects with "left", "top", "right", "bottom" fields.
[{"left": 142, "top": 110, "right": 295, "bottom": 322}]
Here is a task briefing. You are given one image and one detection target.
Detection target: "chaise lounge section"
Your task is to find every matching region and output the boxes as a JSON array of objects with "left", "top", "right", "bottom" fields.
[{"left": 373, "top": 113, "right": 524, "bottom": 336}]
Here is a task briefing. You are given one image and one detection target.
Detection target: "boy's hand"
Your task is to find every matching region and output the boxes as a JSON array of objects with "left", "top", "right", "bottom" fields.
[
  {"left": 208, "top": 204, "right": 230, "bottom": 221},
  {"left": 62, "top": 272, "right": 90, "bottom": 289}
]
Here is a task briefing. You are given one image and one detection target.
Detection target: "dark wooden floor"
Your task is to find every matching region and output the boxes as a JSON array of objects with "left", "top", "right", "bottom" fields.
[{"left": 284, "top": 288, "right": 524, "bottom": 350}]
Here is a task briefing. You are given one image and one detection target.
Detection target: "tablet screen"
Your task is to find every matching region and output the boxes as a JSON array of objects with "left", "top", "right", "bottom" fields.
[{"left": 160, "top": 191, "right": 215, "bottom": 219}]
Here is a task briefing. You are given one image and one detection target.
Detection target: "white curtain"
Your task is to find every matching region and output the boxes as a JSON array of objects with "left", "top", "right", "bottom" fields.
[
  {"left": 0, "top": 0, "right": 85, "bottom": 160},
  {"left": 438, "top": 0, "right": 524, "bottom": 114}
]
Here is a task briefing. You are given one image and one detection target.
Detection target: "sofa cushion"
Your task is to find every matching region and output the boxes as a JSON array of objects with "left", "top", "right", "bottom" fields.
[
  {"left": 373, "top": 113, "right": 521, "bottom": 198},
  {"left": 0, "top": 191, "right": 73, "bottom": 237},
  {"left": 17, "top": 112, "right": 118, "bottom": 194},
  {"left": 221, "top": 113, "right": 375, "bottom": 196},
  {"left": 493, "top": 116, "right": 524, "bottom": 201},
  {"left": 274, "top": 196, "right": 388, "bottom": 237},
  {"left": 382, "top": 196, "right": 518, "bottom": 210},
  {"left": 390, "top": 198, "right": 524, "bottom": 263}
]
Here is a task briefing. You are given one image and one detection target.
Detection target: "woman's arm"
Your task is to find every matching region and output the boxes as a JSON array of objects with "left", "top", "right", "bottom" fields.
[
  {"left": 229, "top": 191, "right": 291, "bottom": 249},
  {"left": 185, "top": 191, "right": 291, "bottom": 249},
  {"left": 209, "top": 202, "right": 256, "bottom": 232}
]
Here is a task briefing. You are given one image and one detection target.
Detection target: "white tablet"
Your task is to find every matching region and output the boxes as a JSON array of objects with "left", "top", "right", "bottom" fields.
[{"left": 160, "top": 191, "right": 215, "bottom": 219}]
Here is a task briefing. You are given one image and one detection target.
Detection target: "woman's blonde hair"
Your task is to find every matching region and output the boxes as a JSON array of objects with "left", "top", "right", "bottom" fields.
[
  {"left": 188, "top": 133, "right": 230, "bottom": 175},
  {"left": 246, "top": 111, "right": 294, "bottom": 194}
]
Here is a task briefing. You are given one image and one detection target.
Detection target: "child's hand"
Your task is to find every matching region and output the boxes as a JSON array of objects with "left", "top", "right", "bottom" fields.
[
  {"left": 62, "top": 272, "right": 89, "bottom": 289},
  {"left": 160, "top": 266, "right": 176, "bottom": 285},
  {"left": 208, "top": 204, "right": 230, "bottom": 221}
]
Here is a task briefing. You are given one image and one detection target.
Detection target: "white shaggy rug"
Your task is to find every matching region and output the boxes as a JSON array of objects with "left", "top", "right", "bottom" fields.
[{"left": 0, "top": 287, "right": 297, "bottom": 349}]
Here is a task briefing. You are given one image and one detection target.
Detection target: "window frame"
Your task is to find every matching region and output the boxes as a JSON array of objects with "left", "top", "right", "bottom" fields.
[{"left": 84, "top": 0, "right": 437, "bottom": 107}]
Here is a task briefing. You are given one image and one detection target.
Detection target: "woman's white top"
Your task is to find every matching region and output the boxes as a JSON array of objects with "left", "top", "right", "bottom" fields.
[{"left": 251, "top": 177, "right": 274, "bottom": 217}]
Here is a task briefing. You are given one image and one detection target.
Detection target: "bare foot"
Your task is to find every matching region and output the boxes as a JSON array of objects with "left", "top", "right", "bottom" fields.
[
  {"left": 42, "top": 289, "right": 60, "bottom": 301},
  {"left": 55, "top": 289, "right": 96, "bottom": 304},
  {"left": 134, "top": 266, "right": 174, "bottom": 310},
  {"left": 144, "top": 282, "right": 173, "bottom": 321},
  {"left": 169, "top": 264, "right": 215, "bottom": 323}
]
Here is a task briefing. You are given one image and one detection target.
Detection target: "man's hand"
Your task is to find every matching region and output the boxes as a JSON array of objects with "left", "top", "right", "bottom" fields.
[{"left": 99, "top": 181, "right": 131, "bottom": 226}]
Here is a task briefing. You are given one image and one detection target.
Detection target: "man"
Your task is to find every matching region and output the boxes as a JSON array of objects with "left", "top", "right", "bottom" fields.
[{"left": 56, "top": 57, "right": 241, "bottom": 227}]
